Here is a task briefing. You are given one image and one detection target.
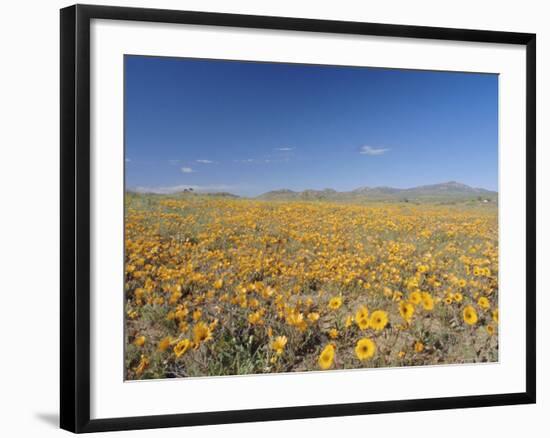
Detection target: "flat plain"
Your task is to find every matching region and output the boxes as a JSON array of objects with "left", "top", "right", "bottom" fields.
[{"left": 125, "top": 190, "right": 498, "bottom": 379}]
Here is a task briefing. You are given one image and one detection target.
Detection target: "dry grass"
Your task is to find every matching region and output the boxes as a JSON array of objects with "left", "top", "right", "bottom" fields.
[{"left": 125, "top": 193, "right": 498, "bottom": 379}]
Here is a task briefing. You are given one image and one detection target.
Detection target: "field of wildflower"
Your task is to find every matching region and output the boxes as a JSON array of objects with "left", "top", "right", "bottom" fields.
[{"left": 125, "top": 193, "right": 498, "bottom": 379}]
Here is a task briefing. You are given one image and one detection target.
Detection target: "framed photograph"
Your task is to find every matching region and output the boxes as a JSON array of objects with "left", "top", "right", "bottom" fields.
[{"left": 60, "top": 4, "right": 536, "bottom": 433}]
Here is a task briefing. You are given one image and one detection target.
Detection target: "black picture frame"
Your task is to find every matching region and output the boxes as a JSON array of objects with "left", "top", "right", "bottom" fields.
[{"left": 60, "top": 4, "right": 536, "bottom": 433}]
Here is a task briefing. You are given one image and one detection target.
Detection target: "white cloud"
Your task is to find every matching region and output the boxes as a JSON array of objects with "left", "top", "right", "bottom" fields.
[
  {"left": 169, "top": 159, "right": 180, "bottom": 165},
  {"left": 275, "top": 147, "right": 294, "bottom": 151},
  {"left": 181, "top": 167, "right": 195, "bottom": 173},
  {"left": 196, "top": 159, "right": 214, "bottom": 164},
  {"left": 233, "top": 157, "right": 286, "bottom": 164},
  {"left": 132, "top": 184, "right": 238, "bottom": 194},
  {"left": 125, "top": 158, "right": 131, "bottom": 163},
  {"left": 359, "top": 145, "right": 390, "bottom": 156}
]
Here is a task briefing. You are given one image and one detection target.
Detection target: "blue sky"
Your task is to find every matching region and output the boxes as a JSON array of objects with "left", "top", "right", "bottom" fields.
[{"left": 125, "top": 55, "right": 498, "bottom": 197}]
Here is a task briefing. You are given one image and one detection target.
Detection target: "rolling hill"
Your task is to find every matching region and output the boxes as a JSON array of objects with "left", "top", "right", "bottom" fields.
[{"left": 257, "top": 181, "right": 497, "bottom": 203}]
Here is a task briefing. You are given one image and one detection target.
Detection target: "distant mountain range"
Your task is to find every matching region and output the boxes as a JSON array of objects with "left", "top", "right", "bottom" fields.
[
  {"left": 256, "top": 181, "right": 497, "bottom": 203},
  {"left": 132, "top": 181, "right": 497, "bottom": 203}
]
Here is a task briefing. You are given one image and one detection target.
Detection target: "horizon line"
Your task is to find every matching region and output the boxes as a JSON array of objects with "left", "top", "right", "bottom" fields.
[{"left": 127, "top": 180, "right": 498, "bottom": 196}]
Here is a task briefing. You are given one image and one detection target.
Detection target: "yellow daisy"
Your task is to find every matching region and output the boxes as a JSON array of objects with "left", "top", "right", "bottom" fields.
[
  {"left": 318, "top": 344, "right": 335, "bottom": 370},
  {"left": 133, "top": 335, "right": 146, "bottom": 347},
  {"left": 271, "top": 336, "right": 288, "bottom": 355},
  {"left": 192, "top": 321, "right": 213, "bottom": 346},
  {"left": 463, "top": 305, "right": 478, "bottom": 325},
  {"left": 174, "top": 338, "right": 192, "bottom": 357},
  {"left": 369, "top": 310, "right": 389, "bottom": 331},
  {"left": 355, "top": 305, "right": 370, "bottom": 330},
  {"left": 307, "top": 312, "right": 320, "bottom": 323},
  {"left": 134, "top": 354, "right": 149, "bottom": 376},
  {"left": 399, "top": 301, "right": 415, "bottom": 323},
  {"left": 157, "top": 336, "right": 171, "bottom": 352},
  {"left": 421, "top": 292, "right": 434, "bottom": 311},
  {"left": 477, "top": 296, "right": 490, "bottom": 310},
  {"left": 355, "top": 338, "right": 376, "bottom": 361},
  {"left": 409, "top": 291, "right": 422, "bottom": 305},
  {"left": 328, "top": 296, "right": 343, "bottom": 310}
]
